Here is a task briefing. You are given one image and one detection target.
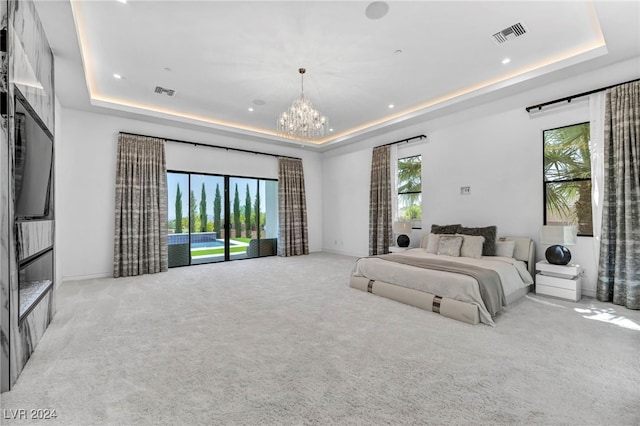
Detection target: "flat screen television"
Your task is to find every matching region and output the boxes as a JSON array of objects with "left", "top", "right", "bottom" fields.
[{"left": 14, "top": 88, "right": 54, "bottom": 219}]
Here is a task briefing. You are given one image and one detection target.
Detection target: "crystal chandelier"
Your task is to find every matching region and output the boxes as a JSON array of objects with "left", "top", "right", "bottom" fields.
[{"left": 278, "top": 68, "right": 328, "bottom": 140}]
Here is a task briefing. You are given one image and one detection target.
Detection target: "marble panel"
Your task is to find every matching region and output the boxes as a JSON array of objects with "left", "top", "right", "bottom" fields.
[
  {"left": 5, "top": 32, "right": 20, "bottom": 390},
  {"left": 1, "top": 0, "right": 55, "bottom": 393},
  {"left": 0, "top": 3, "right": 10, "bottom": 393},
  {"left": 9, "top": 0, "right": 54, "bottom": 132},
  {"left": 17, "top": 285, "right": 54, "bottom": 369},
  {"left": 5, "top": 91, "right": 19, "bottom": 392},
  {"left": 16, "top": 220, "right": 53, "bottom": 261}
]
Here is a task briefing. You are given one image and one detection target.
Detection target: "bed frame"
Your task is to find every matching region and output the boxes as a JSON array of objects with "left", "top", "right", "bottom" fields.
[{"left": 350, "top": 236, "right": 536, "bottom": 325}]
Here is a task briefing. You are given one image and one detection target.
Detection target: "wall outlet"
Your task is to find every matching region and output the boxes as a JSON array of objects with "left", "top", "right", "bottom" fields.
[{"left": 460, "top": 186, "right": 471, "bottom": 195}]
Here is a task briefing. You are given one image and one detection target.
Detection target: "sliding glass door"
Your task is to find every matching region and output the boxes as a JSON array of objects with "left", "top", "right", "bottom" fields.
[
  {"left": 167, "top": 171, "right": 278, "bottom": 267},
  {"left": 167, "top": 172, "right": 190, "bottom": 267},
  {"left": 228, "top": 177, "right": 279, "bottom": 259},
  {"left": 189, "top": 174, "right": 226, "bottom": 265}
]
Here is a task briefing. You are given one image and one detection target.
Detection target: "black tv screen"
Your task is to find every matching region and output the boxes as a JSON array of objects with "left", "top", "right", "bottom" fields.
[{"left": 14, "top": 90, "right": 54, "bottom": 219}]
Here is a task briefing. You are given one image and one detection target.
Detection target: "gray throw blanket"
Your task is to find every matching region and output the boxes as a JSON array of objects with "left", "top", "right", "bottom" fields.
[{"left": 376, "top": 254, "right": 506, "bottom": 316}]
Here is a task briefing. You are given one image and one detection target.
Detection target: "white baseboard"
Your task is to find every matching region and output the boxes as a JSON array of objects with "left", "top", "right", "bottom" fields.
[
  {"left": 61, "top": 271, "right": 112, "bottom": 283},
  {"left": 61, "top": 251, "right": 362, "bottom": 283},
  {"left": 321, "top": 248, "right": 364, "bottom": 258}
]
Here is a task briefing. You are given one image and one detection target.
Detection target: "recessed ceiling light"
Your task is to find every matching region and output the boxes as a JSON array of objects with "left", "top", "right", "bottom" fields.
[
  {"left": 253, "top": 99, "right": 266, "bottom": 106},
  {"left": 365, "top": 2, "right": 389, "bottom": 20},
  {"left": 117, "top": 0, "right": 127, "bottom": 4},
  {"left": 113, "top": 73, "right": 122, "bottom": 79},
  {"left": 248, "top": 107, "right": 254, "bottom": 112},
  {"left": 502, "top": 58, "right": 511, "bottom": 64},
  {"left": 329, "top": 128, "right": 334, "bottom": 132},
  {"left": 388, "top": 104, "right": 394, "bottom": 109},
  {"left": 394, "top": 49, "right": 403, "bottom": 55}
]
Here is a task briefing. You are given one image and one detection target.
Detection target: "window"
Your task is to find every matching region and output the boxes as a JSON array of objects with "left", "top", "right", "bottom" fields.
[
  {"left": 167, "top": 171, "right": 278, "bottom": 267},
  {"left": 543, "top": 122, "right": 593, "bottom": 236},
  {"left": 397, "top": 154, "right": 422, "bottom": 228}
]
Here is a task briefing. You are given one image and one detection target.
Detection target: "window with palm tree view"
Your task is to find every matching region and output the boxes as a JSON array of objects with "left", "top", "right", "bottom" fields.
[
  {"left": 397, "top": 155, "right": 422, "bottom": 228},
  {"left": 543, "top": 122, "right": 593, "bottom": 236},
  {"left": 167, "top": 172, "right": 278, "bottom": 267}
]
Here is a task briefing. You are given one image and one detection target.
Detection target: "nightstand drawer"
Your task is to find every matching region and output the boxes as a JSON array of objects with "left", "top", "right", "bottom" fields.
[
  {"left": 535, "top": 274, "right": 581, "bottom": 302},
  {"left": 536, "top": 284, "right": 580, "bottom": 301},
  {"left": 536, "top": 274, "right": 579, "bottom": 291}
]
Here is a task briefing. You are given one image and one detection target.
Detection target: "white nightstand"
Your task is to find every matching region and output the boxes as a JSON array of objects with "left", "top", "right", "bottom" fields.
[
  {"left": 535, "top": 260, "right": 583, "bottom": 302},
  {"left": 388, "top": 246, "right": 409, "bottom": 253}
]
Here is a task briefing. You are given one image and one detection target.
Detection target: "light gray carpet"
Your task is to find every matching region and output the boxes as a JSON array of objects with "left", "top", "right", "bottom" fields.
[{"left": 1, "top": 252, "right": 639, "bottom": 425}]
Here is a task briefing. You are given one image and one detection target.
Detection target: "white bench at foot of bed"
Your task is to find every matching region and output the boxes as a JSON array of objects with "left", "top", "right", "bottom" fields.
[{"left": 350, "top": 275, "right": 481, "bottom": 325}]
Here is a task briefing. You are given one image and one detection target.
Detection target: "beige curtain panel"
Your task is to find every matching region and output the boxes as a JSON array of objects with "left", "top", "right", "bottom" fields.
[
  {"left": 597, "top": 81, "right": 640, "bottom": 309},
  {"left": 113, "top": 134, "right": 168, "bottom": 277},
  {"left": 278, "top": 157, "right": 309, "bottom": 256},
  {"left": 369, "top": 145, "right": 392, "bottom": 256}
]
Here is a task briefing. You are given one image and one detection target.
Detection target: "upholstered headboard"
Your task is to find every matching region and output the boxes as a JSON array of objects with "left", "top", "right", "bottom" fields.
[{"left": 502, "top": 236, "right": 536, "bottom": 278}]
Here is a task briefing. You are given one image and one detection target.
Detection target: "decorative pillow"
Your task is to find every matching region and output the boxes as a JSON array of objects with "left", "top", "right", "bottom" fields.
[
  {"left": 457, "top": 234, "right": 485, "bottom": 259},
  {"left": 430, "top": 224, "right": 462, "bottom": 234},
  {"left": 436, "top": 235, "right": 463, "bottom": 257},
  {"left": 419, "top": 233, "right": 429, "bottom": 249},
  {"left": 458, "top": 226, "right": 497, "bottom": 256},
  {"left": 495, "top": 240, "right": 516, "bottom": 258},
  {"left": 425, "top": 233, "right": 440, "bottom": 254}
]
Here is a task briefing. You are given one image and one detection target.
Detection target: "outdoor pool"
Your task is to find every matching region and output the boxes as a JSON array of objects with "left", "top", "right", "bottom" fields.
[
  {"left": 190, "top": 240, "right": 243, "bottom": 249},
  {"left": 191, "top": 241, "right": 225, "bottom": 249}
]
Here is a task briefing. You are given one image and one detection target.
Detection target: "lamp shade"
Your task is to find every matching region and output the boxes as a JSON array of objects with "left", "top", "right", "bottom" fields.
[
  {"left": 393, "top": 221, "right": 412, "bottom": 235},
  {"left": 540, "top": 225, "right": 577, "bottom": 246}
]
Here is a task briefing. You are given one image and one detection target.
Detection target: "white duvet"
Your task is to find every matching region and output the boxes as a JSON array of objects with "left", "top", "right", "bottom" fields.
[{"left": 352, "top": 248, "right": 534, "bottom": 325}]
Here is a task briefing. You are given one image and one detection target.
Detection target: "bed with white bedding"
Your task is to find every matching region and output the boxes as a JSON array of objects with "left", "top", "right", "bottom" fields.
[{"left": 350, "top": 235, "right": 535, "bottom": 326}]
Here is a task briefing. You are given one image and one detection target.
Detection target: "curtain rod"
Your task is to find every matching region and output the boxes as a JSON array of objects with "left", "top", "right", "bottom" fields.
[
  {"left": 525, "top": 78, "right": 640, "bottom": 113},
  {"left": 118, "top": 132, "right": 302, "bottom": 160},
  {"left": 379, "top": 134, "right": 427, "bottom": 148}
]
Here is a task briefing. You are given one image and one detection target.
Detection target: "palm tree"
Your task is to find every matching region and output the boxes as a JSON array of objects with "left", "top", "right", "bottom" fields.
[
  {"left": 543, "top": 123, "right": 592, "bottom": 234},
  {"left": 398, "top": 155, "right": 421, "bottom": 219},
  {"left": 398, "top": 156, "right": 421, "bottom": 195}
]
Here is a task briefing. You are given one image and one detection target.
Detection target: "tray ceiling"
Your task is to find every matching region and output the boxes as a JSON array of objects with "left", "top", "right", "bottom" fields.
[{"left": 33, "top": 1, "right": 640, "bottom": 149}]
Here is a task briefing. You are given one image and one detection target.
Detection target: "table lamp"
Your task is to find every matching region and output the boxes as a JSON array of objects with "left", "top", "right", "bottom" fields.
[
  {"left": 540, "top": 225, "right": 578, "bottom": 265},
  {"left": 393, "top": 221, "right": 412, "bottom": 247}
]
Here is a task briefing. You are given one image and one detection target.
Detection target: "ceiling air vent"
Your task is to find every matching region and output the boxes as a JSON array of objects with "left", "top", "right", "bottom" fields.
[
  {"left": 154, "top": 86, "right": 175, "bottom": 97},
  {"left": 492, "top": 22, "right": 527, "bottom": 45}
]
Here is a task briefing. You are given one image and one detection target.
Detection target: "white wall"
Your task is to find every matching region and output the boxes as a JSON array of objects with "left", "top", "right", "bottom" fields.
[
  {"left": 58, "top": 109, "right": 322, "bottom": 280},
  {"left": 56, "top": 57, "right": 638, "bottom": 296},
  {"left": 321, "top": 58, "right": 639, "bottom": 297}
]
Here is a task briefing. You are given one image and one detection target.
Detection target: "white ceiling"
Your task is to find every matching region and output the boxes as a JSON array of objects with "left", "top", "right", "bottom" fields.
[{"left": 33, "top": 1, "right": 640, "bottom": 150}]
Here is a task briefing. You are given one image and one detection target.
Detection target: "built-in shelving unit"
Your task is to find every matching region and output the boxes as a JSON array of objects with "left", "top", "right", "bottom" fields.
[{"left": 1, "top": 0, "right": 56, "bottom": 392}]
